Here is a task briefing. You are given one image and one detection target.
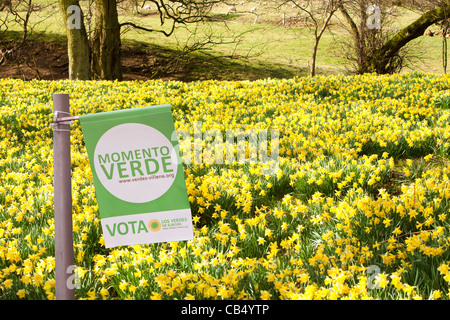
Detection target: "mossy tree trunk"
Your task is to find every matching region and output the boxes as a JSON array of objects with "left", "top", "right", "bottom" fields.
[
  {"left": 375, "top": 5, "right": 450, "bottom": 73},
  {"left": 59, "top": 0, "right": 91, "bottom": 80},
  {"left": 91, "top": 0, "right": 122, "bottom": 80},
  {"left": 358, "top": 4, "right": 450, "bottom": 74}
]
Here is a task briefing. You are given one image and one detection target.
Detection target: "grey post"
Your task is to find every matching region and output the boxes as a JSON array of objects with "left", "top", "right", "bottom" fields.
[{"left": 53, "top": 94, "right": 75, "bottom": 300}]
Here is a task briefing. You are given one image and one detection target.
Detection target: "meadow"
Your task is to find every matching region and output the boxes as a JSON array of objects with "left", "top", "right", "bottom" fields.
[
  {"left": 0, "top": 2, "right": 447, "bottom": 80},
  {"left": 1, "top": 72, "right": 450, "bottom": 300}
]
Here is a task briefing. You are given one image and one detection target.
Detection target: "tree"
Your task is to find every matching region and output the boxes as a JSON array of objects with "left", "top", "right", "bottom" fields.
[
  {"left": 1, "top": 0, "right": 65, "bottom": 75},
  {"left": 284, "top": 0, "right": 346, "bottom": 77},
  {"left": 374, "top": 3, "right": 450, "bottom": 73},
  {"left": 441, "top": 17, "right": 449, "bottom": 73},
  {"left": 408, "top": 0, "right": 450, "bottom": 73},
  {"left": 1, "top": 0, "right": 34, "bottom": 65},
  {"left": 340, "top": 0, "right": 450, "bottom": 74},
  {"left": 338, "top": 0, "right": 407, "bottom": 74},
  {"left": 58, "top": 0, "right": 224, "bottom": 80},
  {"left": 91, "top": 0, "right": 122, "bottom": 80},
  {"left": 59, "top": 0, "right": 91, "bottom": 80}
]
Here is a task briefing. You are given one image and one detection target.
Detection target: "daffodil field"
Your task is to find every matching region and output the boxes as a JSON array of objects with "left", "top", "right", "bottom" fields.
[{"left": 1, "top": 72, "right": 450, "bottom": 300}]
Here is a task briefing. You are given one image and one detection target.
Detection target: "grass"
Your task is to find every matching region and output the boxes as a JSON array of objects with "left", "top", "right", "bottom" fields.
[{"left": 0, "top": 3, "right": 448, "bottom": 80}]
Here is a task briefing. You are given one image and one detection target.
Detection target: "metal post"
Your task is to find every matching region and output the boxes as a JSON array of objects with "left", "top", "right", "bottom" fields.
[{"left": 53, "top": 94, "right": 75, "bottom": 300}]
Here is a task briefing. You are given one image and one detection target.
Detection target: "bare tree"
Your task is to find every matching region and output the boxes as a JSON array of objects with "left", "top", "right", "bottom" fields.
[
  {"left": 1, "top": 0, "right": 56, "bottom": 67},
  {"left": 272, "top": 0, "right": 346, "bottom": 77},
  {"left": 337, "top": 0, "right": 403, "bottom": 74},
  {"left": 408, "top": 1, "right": 450, "bottom": 73},
  {"left": 1, "top": 0, "right": 42, "bottom": 47},
  {"left": 442, "top": 18, "right": 449, "bottom": 73},
  {"left": 288, "top": 0, "right": 346, "bottom": 76},
  {"left": 93, "top": 0, "right": 237, "bottom": 80},
  {"left": 55, "top": 0, "right": 227, "bottom": 80},
  {"left": 339, "top": 0, "right": 450, "bottom": 74},
  {"left": 120, "top": 0, "right": 222, "bottom": 37}
]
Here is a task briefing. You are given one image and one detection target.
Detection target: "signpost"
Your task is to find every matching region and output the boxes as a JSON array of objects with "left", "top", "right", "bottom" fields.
[
  {"left": 52, "top": 95, "right": 193, "bottom": 300},
  {"left": 53, "top": 94, "right": 75, "bottom": 300}
]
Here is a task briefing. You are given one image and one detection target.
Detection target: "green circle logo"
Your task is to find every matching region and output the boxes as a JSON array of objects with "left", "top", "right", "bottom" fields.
[
  {"left": 94, "top": 123, "right": 177, "bottom": 204},
  {"left": 149, "top": 219, "right": 161, "bottom": 232}
]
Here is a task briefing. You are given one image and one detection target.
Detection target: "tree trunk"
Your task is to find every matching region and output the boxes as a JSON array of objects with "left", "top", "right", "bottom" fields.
[
  {"left": 444, "top": 26, "right": 448, "bottom": 74},
  {"left": 340, "top": 4, "right": 450, "bottom": 74},
  {"left": 310, "top": 9, "right": 336, "bottom": 77},
  {"left": 370, "top": 5, "right": 450, "bottom": 74},
  {"left": 91, "top": 0, "right": 122, "bottom": 80},
  {"left": 311, "top": 40, "right": 319, "bottom": 77},
  {"left": 59, "top": 0, "right": 91, "bottom": 80},
  {"left": 310, "top": 27, "right": 325, "bottom": 77},
  {"left": 339, "top": 4, "right": 365, "bottom": 72}
]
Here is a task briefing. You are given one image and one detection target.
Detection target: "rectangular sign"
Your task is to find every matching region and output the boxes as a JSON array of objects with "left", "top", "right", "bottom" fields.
[{"left": 79, "top": 105, "right": 193, "bottom": 248}]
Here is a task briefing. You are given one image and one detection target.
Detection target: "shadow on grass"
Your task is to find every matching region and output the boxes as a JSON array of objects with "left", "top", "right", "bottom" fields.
[
  {"left": 121, "top": 39, "right": 304, "bottom": 82},
  {"left": 1, "top": 31, "right": 304, "bottom": 81}
]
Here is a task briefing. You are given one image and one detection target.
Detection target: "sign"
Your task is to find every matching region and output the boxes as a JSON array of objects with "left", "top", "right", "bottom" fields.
[{"left": 79, "top": 105, "right": 193, "bottom": 248}]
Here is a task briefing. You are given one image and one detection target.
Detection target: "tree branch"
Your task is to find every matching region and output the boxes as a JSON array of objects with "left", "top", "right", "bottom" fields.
[
  {"left": 119, "top": 21, "right": 175, "bottom": 37},
  {"left": 379, "top": 4, "right": 450, "bottom": 60}
]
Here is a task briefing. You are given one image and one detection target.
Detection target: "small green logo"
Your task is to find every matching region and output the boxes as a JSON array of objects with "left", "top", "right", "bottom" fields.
[{"left": 149, "top": 219, "right": 161, "bottom": 232}]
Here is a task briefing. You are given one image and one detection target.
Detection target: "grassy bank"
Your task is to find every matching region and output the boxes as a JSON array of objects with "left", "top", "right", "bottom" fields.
[{"left": 0, "top": 3, "right": 446, "bottom": 80}]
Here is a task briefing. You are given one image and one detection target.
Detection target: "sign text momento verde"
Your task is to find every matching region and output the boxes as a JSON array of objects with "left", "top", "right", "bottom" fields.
[{"left": 80, "top": 105, "right": 193, "bottom": 248}]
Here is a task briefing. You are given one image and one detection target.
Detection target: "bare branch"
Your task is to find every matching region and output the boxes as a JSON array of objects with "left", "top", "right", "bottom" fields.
[{"left": 120, "top": 21, "right": 176, "bottom": 37}]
